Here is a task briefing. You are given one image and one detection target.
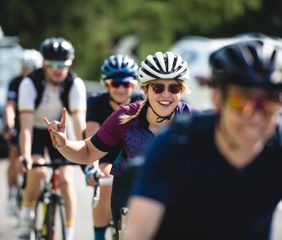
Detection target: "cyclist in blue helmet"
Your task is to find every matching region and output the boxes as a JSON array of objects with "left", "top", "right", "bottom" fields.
[
  {"left": 125, "top": 39, "right": 282, "bottom": 240},
  {"left": 44, "top": 51, "right": 200, "bottom": 239},
  {"left": 82, "top": 54, "right": 144, "bottom": 240}
]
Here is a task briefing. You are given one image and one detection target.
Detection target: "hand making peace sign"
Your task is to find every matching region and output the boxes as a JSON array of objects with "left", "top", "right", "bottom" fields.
[{"left": 44, "top": 108, "right": 68, "bottom": 149}]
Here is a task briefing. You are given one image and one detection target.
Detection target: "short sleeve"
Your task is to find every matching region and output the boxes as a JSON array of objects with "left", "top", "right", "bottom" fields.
[
  {"left": 90, "top": 107, "right": 125, "bottom": 150},
  {"left": 18, "top": 77, "right": 37, "bottom": 111},
  {"left": 69, "top": 77, "right": 87, "bottom": 112}
]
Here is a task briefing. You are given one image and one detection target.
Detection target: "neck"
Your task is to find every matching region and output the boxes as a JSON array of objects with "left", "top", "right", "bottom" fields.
[
  {"left": 147, "top": 107, "right": 174, "bottom": 134},
  {"left": 215, "top": 121, "right": 264, "bottom": 169},
  {"left": 109, "top": 98, "right": 130, "bottom": 110}
]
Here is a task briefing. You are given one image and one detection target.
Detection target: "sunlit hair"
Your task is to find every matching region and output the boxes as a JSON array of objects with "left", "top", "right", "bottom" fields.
[
  {"left": 119, "top": 99, "right": 148, "bottom": 124},
  {"left": 119, "top": 80, "right": 189, "bottom": 124}
]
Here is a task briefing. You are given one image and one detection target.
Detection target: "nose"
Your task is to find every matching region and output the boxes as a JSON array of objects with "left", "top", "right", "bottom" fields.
[
  {"left": 242, "top": 99, "right": 269, "bottom": 120},
  {"left": 160, "top": 86, "right": 171, "bottom": 97}
]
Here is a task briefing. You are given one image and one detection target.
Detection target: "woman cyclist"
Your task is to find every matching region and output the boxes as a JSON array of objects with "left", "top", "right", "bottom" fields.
[
  {"left": 83, "top": 54, "right": 144, "bottom": 240},
  {"left": 44, "top": 51, "right": 200, "bottom": 238},
  {"left": 125, "top": 39, "right": 282, "bottom": 240}
]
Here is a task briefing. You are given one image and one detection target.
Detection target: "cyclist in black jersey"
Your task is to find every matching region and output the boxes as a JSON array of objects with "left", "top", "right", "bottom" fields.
[
  {"left": 83, "top": 54, "right": 144, "bottom": 240},
  {"left": 125, "top": 39, "right": 282, "bottom": 240},
  {"left": 3, "top": 49, "right": 43, "bottom": 217}
]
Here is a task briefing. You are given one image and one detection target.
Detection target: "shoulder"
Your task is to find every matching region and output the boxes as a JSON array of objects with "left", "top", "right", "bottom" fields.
[
  {"left": 72, "top": 76, "right": 85, "bottom": 88},
  {"left": 87, "top": 91, "right": 108, "bottom": 102},
  {"left": 118, "top": 101, "right": 143, "bottom": 115},
  {"left": 19, "top": 77, "right": 35, "bottom": 89},
  {"left": 177, "top": 101, "right": 201, "bottom": 114},
  {"left": 166, "top": 112, "right": 216, "bottom": 144}
]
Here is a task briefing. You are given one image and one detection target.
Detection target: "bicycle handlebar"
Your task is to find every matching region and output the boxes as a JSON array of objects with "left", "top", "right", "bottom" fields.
[{"left": 31, "top": 161, "right": 79, "bottom": 169}]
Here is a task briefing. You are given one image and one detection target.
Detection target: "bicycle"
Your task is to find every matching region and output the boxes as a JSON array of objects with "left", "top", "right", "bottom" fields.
[
  {"left": 90, "top": 169, "right": 129, "bottom": 240},
  {"left": 29, "top": 160, "right": 78, "bottom": 240}
]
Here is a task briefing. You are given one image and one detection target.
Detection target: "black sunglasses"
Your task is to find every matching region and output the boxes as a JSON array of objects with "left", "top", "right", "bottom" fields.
[
  {"left": 150, "top": 83, "right": 182, "bottom": 94},
  {"left": 108, "top": 81, "right": 133, "bottom": 88}
]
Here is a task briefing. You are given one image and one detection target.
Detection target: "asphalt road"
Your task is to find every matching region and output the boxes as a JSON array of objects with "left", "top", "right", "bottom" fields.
[{"left": 0, "top": 158, "right": 93, "bottom": 240}]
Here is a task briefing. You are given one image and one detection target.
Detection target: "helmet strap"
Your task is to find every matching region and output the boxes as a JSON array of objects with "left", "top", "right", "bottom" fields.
[{"left": 148, "top": 102, "right": 176, "bottom": 123}]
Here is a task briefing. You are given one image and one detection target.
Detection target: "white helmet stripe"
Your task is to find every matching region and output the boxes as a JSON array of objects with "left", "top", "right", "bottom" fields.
[
  {"left": 155, "top": 52, "right": 167, "bottom": 72},
  {"left": 147, "top": 55, "right": 160, "bottom": 71},
  {"left": 166, "top": 51, "right": 175, "bottom": 72}
]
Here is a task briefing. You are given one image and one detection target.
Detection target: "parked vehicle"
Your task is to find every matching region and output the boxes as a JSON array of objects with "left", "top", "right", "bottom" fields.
[{"left": 169, "top": 32, "right": 282, "bottom": 110}]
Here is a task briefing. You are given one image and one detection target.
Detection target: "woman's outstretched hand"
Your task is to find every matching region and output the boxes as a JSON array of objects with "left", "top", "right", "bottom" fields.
[{"left": 44, "top": 108, "right": 68, "bottom": 150}]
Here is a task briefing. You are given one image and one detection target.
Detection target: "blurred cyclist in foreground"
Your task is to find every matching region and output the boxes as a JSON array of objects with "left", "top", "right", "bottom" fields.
[
  {"left": 125, "top": 39, "right": 282, "bottom": 240},
  {"left": 3, "top": 49, "right": 43, "bottom": 216},
  {"left": 83, "top": 54, "right": 144, "bottom": 240},
  {"left": 18, "top": 37, "right": 86, "bottom": 240}
]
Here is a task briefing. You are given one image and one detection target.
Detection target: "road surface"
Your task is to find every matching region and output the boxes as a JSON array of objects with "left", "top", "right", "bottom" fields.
[{"left": 0, "top": 158, "right": 93, "bottom": 240}]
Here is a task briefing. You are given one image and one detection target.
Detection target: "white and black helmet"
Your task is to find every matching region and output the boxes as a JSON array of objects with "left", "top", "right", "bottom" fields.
[{"left": 138, "top": 51, "right": 189, "bottom": 84}]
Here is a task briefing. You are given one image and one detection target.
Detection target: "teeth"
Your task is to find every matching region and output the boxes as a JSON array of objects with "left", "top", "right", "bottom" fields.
[{"left": 159, "top": 101, "right": 171, "bottom": 105}]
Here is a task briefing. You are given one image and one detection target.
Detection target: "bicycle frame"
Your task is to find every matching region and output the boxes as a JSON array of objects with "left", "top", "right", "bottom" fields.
[{"left": 32, "top": 161, "right": 78, "bottom": 240}]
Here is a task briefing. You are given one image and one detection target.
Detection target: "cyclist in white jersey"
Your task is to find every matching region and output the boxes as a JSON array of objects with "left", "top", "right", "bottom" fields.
[
  {"left": 3, "top": 49, "right": 43, "bottom": 217},
  {"left": 18, "top": 37, "right": 86, "bottom": 240}
]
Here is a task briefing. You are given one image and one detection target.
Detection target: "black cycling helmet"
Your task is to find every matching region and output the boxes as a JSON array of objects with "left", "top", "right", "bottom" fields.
[
  {"left": 40, "top": 37, "right": 74, "bottom": 63},
  {"left": 101, "top": 54, "right": 138, "bottom": 82},
  {"left": 209, "top": 39, "right": 282, "bottom": 90}
]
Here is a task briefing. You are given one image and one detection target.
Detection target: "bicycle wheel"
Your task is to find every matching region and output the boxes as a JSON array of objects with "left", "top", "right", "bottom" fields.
[
  {"left": 105, "top": 219, "right": 116, "bottom": 240},
  {"left": 33, "top": 194, "right": 48, "bottom": 240},
  {"left": 46, "top": 194, "right": 66, "bottom": 240},
  {"left": 33, "top": 194, "right": 66, "bottom": 240}
]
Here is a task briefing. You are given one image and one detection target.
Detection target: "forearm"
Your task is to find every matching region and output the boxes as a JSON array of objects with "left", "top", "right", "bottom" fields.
[
  {"left": 4, "top": 102, "right": 16, "bottom": 128},
  {"left": 72, "top": 111, "right": 86, "bottom": 140},
  {"left": 56, "top": 138, "right": 104, "bottom": 165},
  {"left": 19, "top": 128, "right": 33, "bottom": 159}
]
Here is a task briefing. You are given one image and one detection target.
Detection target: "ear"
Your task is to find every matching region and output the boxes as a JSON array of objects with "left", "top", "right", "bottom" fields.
[
  {"left": 141, "top": 86, "right": 149, "bottom": 98},
  {"left": 211, "top": 88, "right": 222, "bottom": 112}
]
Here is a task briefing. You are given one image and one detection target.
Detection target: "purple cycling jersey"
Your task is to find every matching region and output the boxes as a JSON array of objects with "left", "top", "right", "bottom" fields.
[{"left": 90, "top": 100, "right": 199, "bottom": 176}]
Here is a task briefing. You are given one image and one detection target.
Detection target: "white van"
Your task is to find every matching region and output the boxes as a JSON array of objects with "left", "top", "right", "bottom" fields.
[{"left": 169, "top": 33, "right": 281, "bottom": 110}]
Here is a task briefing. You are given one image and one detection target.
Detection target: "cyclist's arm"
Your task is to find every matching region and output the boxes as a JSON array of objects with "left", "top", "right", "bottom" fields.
[
  {"left": 69, "top": 76, "right": 86, "bottom": 140},
  {"left": 124, "top": 197, "right": 165, "bottom": 240},
  {"left": 71, "top": 110, "right": 86, "bottom": 140},
  {"left": 19, "top": 112, "right": 34, "bottom": 162},
  {"left": 80, "top": 121, "right": 101, "bottom": 173},
  {"left": 18, "top": 78, "right": 36, "bottom": 164},
  {"left": 55, "top": 137, "right": 107, "bottom": 165},
  {"left": 4, "top": 101, "right": 16, "bottom": 129}
]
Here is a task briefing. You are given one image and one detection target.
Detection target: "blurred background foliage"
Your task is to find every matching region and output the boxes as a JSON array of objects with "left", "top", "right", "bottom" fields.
[{"left": 1, "top": 0, "right": 282, "bottom": 80}]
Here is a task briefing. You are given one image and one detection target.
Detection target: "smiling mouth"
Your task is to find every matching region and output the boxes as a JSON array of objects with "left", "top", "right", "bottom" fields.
[{"left": 158, "top": 100, "right": 172, "bottom": 107}]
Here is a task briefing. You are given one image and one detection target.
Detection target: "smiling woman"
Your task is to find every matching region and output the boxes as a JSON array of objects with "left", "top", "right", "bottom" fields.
[{"left": 44, "top": 51, "right": 200, "bottom": 239}]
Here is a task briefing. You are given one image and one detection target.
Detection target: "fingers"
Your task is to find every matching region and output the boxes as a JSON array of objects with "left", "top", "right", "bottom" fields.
[
  {"left": 44, "top": 108, "right": 66, "bottom": 131},
  {"left": 43, "top": 117, "right": 51, "bottom": 127},
  {"left": 60, "top": 108, "right": 67, "bottom": 131}
]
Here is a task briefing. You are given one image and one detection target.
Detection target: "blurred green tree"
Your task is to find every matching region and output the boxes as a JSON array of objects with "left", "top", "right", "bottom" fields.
[{"left": 1, "top": 0, "right": 279, "bottom": 81}]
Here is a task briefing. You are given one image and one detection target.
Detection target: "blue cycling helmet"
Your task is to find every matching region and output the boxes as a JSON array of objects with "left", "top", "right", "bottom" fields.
[
  {"left": 40, "top": 37, "right": 74, "bottom": 64},
  {"left": 209, "top": 39, "right": 282, "bottom": 90},
  {"left": 101, "top": 54, "right": 138, "bottom": 82}
]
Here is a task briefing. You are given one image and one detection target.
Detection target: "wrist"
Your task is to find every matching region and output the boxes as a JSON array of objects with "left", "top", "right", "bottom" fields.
[{"left": 55, "top": 140, "right": 68, "bottom": 150}]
